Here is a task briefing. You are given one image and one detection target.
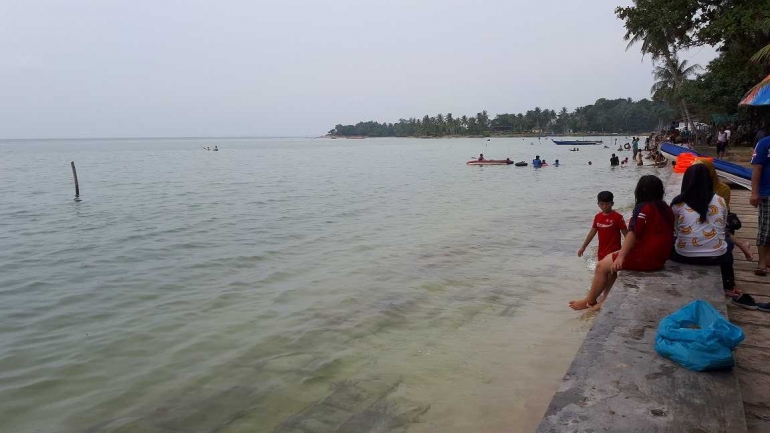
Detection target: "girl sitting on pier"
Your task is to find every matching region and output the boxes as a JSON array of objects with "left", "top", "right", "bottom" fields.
[
  {"left": 570, "top": 175, "right": 675, "bottom": 311},
  {"left": 669, "top": 164, "right": 739, "bottom": 297}
]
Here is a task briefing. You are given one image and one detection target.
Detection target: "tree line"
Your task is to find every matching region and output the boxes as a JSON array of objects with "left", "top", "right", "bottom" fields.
[
  {"left": 616, "top": 0, "right": 770, "bottom": 128},
  {"left": 328, "top": 98, "right": 675, "bottom": 137}
]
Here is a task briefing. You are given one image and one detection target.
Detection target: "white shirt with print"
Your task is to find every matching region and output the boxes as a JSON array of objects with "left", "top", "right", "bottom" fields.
[{"left": 673, "top": 194, "right": 728, "bottom": 257}]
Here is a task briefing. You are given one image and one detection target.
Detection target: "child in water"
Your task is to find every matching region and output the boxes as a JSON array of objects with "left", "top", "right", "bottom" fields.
[
  {"left": 570, "top": 175, "right": 675, "bottom": 311},
  {"left": 578, "top": 191, "right": 628, "bottom": 262}
]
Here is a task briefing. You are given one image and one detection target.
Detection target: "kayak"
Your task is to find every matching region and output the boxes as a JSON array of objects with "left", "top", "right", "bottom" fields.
[
  {"left": 466, "top": 159, "right": 514, "bottom": 165},
  {"left": 659, "top": 142, "right": 751, "bottom": 189},
  {"left": 552, "top": 140, "right": 602, "bottom": 145}
]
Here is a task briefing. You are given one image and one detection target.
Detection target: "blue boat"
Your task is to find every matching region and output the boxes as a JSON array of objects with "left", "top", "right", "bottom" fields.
[
  {"left": 659, "top": 142, "right": 752, "bottom": 190},
  {"left": 552, "top": 139, "right": 603, "bottom": 145}
]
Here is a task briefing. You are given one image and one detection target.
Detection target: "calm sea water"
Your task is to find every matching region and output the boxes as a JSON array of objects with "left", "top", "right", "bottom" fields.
[{"left": 0, "top": 137, "right": 667, "bottom": 433}]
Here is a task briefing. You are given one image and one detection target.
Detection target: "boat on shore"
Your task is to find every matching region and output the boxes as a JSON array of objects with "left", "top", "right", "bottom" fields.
[
  {"left": 466, "top": 159, "right": 514, "bottom": 165},
  {"left": 552, "top": 139, "right": 603, "bottom": 145},
  {"left": 659, "top": 142, "right": 751, "bottom": 189}
]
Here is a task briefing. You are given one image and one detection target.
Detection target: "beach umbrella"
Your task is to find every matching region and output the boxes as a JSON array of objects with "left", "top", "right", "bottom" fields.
[{"left": 739, "top": 74, "right": 770, "bottom": 106}]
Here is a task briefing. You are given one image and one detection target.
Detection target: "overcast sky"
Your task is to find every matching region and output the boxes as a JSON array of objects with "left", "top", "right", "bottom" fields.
[{"left": 0, "top": 0, "right": 718, "bottom": 138}]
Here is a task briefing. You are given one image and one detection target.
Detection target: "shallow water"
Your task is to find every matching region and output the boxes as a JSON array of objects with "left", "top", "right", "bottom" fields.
[{"left": 0, "top": 137, "right": 665, "bottom": 432}]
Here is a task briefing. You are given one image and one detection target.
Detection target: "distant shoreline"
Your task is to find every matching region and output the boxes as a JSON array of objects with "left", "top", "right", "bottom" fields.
[{"left": 324, "top": 132, "right": 647, "bottom": 139}]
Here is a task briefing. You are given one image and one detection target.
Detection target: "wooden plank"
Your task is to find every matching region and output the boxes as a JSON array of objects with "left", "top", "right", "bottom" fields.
[
  {"left": 733, "top": 282, "right": 770, "bottom": 297},
  {"left": 735, "top": 272, "right": 770, "bottom": 285},
  {"left": 743, "top": 403, "right": 770, "bottom": 433},
  {"left": 731, "top": 185, "right": 770, "bottom": 431},
  {"left": 737, "top": 370, "right": 770, "bottom": 409},
  {"left": 735, "top": 346, "right": 770, "bottom": 376},
  {"left": 728, "top": 305, "right": 770, "bottom": 328},
  {"left": 733, "top": 323, "right": 770, "bottom": 351}
]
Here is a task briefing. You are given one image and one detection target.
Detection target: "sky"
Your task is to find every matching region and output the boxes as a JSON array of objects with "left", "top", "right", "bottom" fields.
[{"left": 0, "top": 0, "right": 718, "bottom": 138}]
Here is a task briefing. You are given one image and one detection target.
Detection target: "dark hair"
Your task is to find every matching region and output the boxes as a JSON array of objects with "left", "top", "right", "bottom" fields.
[
  {"left": 671, "top": 164, "right": 713, "bottom": 223},
  {"left": 597, "top": 191, "right": 614, "bottom": 203},
  {"left": 634, "top": 175, "right": 665, "bottom": 206}
]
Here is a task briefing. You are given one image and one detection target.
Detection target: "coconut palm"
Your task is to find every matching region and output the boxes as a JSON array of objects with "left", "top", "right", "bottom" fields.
[
  {"left": 750, "top": 18, "right": 770, "bottom": 64},
  {"left": 650, "top": 55, "right": 700, "bottom": 131},
  {"left": 753, "top": 44, "right": 770, "bottom": 63}
]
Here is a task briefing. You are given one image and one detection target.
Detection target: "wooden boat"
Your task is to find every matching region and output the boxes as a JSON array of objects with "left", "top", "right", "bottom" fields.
[
  {"left": 552, "top": 140, "right": 603, "bottom": 145},
  {"left": 659, "top": 142, "right": 751, "bottom": 189},
  {"left": 466, "top": 159, "right": 514, "bottom": 165}
]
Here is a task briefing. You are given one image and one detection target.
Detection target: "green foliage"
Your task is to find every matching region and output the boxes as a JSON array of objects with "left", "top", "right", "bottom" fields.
[
  {"left": 684, "top": 46, "right": 768, "bottom": 114},
  {"left": 328, "top": 99, "right": 673, "bottom": 137},
  {"left": 617, "top": 0, "right": 770, "bottom": 116}
]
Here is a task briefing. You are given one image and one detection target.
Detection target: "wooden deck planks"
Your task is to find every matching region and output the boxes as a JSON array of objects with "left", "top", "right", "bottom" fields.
[{"left": 728, "top": 188, "right": 770, "bottom": 433}]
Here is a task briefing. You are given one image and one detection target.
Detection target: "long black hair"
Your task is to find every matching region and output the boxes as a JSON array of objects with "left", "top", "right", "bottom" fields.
[
  {"left": 634, "top": 175, "right": 665, "bottom": 206},
  {"left": 670, "top": 164, "right": 713, "bottom": 223},
  {"left": 633, "top": 175, "right": 673, "bottom": 229}
]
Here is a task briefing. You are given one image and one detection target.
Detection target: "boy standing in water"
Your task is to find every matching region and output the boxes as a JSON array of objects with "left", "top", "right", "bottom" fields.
[{"left": 578, "top": 191, "right": 628, "bottom": 262}]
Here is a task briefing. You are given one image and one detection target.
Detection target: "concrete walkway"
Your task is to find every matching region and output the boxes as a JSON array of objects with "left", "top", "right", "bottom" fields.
[
  {"left": 728, "top": 189, "right": 770, "bottom": 433},
  {"left": 537, "top": 172, "right": 749, "bottom": 433}
]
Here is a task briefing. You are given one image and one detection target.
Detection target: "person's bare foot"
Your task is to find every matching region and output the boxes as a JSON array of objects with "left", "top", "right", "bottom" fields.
[
  {"left": 569, "top": 299, "right": 592, "bottom": 310},
  {"left": 590, "top": 300, "right": 604, "bottom": 311}
]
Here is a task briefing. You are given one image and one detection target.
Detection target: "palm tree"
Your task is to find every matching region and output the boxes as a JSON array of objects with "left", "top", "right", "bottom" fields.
[
  {"left": 460, "top": 115, "right": 468, "bottom": 134},
  {"left": 557, "top": 107, "right": 569, "bottom": 133},
  {"left": 436, "top": 113, "right": 445, "bottom": 136},
  {"left": 750, "top": 18, "right": 770, "bottom": 64},
  {"left": 650, "top": 54, "right": 700, "bottom": 131},
  {"left": 752, "top": 44, "right": 770, "bottom": 63}
]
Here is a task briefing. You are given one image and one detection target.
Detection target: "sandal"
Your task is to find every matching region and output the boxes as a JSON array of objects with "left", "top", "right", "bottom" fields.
[{"left": 755, "top": 268, "right": 767, "bottom": 276}]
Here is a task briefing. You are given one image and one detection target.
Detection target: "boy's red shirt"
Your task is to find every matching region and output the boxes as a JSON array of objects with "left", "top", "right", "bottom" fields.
[{"left": 593, "top": 210, "right": 627, "bottom": 260}]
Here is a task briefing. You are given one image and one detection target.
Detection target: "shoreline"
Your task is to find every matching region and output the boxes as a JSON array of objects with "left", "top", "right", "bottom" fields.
[{"left": 324, "top": 132, "right": 648, "bottom": 140}]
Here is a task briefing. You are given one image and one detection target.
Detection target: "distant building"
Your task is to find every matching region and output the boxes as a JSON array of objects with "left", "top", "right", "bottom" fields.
[{"left": 673, "top": 119, "right": 708, "bottom": 131}]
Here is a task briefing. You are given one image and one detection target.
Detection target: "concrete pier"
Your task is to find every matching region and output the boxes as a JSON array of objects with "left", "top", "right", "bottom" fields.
[{"left": 537, "top": 173, "right": 749, "bottom": 433}]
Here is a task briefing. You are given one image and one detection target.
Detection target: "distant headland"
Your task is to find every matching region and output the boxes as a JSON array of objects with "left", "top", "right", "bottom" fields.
[{"left": 326, "top": 98, "right": 673, "bottom": 138}]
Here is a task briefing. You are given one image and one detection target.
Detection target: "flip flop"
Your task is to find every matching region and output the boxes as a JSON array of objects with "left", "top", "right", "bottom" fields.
[{"left": 755, "top": 268, "right": 767, "bottom": 276}]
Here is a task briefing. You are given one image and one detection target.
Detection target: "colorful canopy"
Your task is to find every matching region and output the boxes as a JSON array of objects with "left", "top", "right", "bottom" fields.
[{"left": 739, "top": 74, "right": 770, "bottom": 106}]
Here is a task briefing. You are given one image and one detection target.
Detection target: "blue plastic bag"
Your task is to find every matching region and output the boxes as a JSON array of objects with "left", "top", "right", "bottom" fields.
[{"left": 655, "top": 300, "right": 745, "bottom": 371}]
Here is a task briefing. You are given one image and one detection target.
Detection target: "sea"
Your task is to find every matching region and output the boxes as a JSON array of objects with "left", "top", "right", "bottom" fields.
[{"left": 0, "top": 136, "right": 668, "bottom": 433}]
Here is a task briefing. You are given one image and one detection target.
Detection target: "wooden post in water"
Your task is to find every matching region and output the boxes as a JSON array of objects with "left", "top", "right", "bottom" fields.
[{"left": 70, "top": 161, "right": 81, "bottom": 201}]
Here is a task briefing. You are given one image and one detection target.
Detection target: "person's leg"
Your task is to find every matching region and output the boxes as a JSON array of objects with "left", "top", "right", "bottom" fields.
[
  {"left": 590, "top": 271, "right": 619, "bottom": 311},
  {"left": 720, "top": 239, "right": 738, "bottom": 295},
  {"left": 569, "top": 254, "right": 615, "bottom": 310},
  {"left": 728, "top": 232, "right": 753, "bottom": 261},
  {"left": 758, "top": 197, "right": 770, "bottom": 272}
]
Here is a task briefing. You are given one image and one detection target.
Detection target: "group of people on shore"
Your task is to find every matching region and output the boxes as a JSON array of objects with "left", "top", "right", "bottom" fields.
[{"left": 570, "top": 135, "right": 770, "bottom": 312}]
